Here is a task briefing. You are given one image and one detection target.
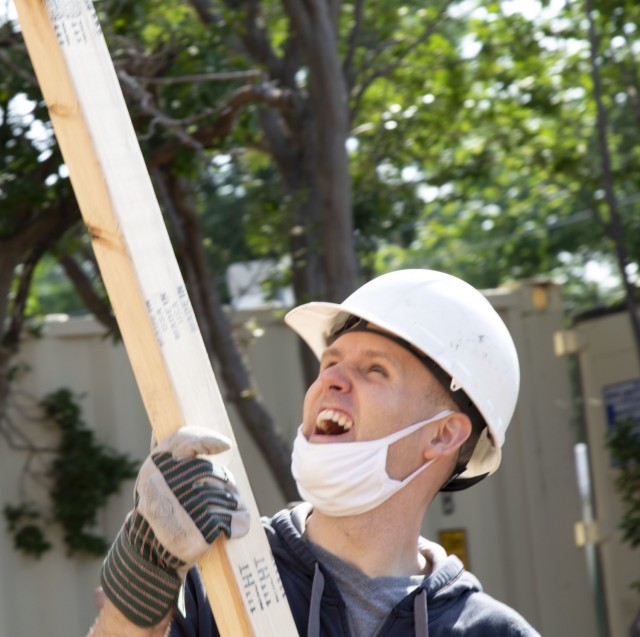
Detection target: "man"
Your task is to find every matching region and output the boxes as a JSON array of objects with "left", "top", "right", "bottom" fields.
[{"left": 88, "top": 269, "right": 540, "bottom": 636}]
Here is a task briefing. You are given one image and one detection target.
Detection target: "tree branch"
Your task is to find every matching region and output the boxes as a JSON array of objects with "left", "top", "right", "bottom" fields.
[
  {"left": 116, "top": 68, "right": 209, "bottom": 153},
  {"left": 58, "top": 253, "right": 120, "bottom": 336},
  {"left": 2, "top": 248, "right": 41, "bottom": 354},
  {"left": 0, "top": 47, "right": 38, "bottom": 87},
  {"left": 350, "top": 0, "right": 454, "bottom": 121},
  {"left": 153, "top": 169, "right": 298, "bottom": 500},
  {"left": 148, "top": 81, "right": 295, "bottom": 166},
  {"left": 584, "top": 0, "right": 640, "bottom": 366},
  {"left": 143, "top": 70, "right": 262, "bottom": 85},
  {"left": 342, "top": 0, "right": 365, "bottom": 93},
  {"left": 0, "top": 196, "right": 79, "bottom": 344}
]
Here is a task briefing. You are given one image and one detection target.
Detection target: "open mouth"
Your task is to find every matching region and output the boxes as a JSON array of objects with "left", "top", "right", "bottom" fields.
[{"left": 315, "top": 409, "right": 354, "bottom": 436}]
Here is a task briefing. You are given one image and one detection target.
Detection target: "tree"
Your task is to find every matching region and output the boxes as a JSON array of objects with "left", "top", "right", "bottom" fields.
[
  {"left": 3, "top": 0, "right": 640, "bottom": 505},
  {"left": 0, "top": 28, "right": 81, "bottom": 420},
  {"left": 2, "top": 0, "right": 473, "bottom": 502},
  {"left": 363, "top": 1, "right": 640, "bottom": 315},
  {"left": 583, "top": 0, "right": 640, "bottom": 365}
]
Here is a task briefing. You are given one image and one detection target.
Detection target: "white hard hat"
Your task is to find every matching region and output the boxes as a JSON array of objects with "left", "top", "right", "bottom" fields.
[{"left": 284, "top": 269, "right": 520, "bottom": 488}]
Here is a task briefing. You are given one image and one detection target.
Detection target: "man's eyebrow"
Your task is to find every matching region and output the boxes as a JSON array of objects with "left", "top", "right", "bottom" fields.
[{"left": 321, "top": 345, "right": 400, "bottom": 366}]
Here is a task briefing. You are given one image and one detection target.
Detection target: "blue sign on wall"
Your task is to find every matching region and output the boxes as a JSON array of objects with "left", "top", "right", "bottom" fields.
[{"left": 602, "top": 378, "right": 640, "bottom": 432}]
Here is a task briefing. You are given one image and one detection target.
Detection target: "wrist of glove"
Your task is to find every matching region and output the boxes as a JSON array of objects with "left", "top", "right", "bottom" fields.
[{"left": 100, "top": 426, "right": 250, "bottom": 627}]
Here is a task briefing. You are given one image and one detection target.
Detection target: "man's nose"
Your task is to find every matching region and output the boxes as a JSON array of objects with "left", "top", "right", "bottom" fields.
[{"left": 319, "top": 362, "right": 352, "bottom": 392}]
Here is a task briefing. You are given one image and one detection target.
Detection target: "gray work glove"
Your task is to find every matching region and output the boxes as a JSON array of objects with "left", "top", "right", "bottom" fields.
[{"left": 100, "top": 426, "right": 250, "bottom": 627}]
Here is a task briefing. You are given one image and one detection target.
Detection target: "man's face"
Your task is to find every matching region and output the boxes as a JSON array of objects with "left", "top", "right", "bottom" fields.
[{"left": 302, "top": 328, "right": 447, "bottom": 478}]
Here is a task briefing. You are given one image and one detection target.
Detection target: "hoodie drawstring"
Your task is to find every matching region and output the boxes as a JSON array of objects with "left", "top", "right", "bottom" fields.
[
  {"left": 307, "top": 559, "right": 430, "bottom": 637},
  {"left": 413, "top": 589, "right": 429, "bottom": 637},
  {"left": 308, "top": 563, "right": 325, "bottom": 637}
]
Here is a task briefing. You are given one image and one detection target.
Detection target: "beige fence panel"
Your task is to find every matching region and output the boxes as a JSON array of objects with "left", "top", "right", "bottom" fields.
[
  {"left": 0, "top": 282, "right": 615, "bottom": 636},
  {"left": 569, "top": 308, "right": 640, "bottom": 637}
]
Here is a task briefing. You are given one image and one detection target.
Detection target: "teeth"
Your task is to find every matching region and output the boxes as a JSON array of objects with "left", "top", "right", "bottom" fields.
[{"left": 316, "top": 409, "right": 353, "bottom": 433}]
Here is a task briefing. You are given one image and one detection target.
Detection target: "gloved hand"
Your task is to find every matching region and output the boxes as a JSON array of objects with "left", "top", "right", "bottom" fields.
[{"left": 100, "top": 426, "right": 250, "bottom": 627}]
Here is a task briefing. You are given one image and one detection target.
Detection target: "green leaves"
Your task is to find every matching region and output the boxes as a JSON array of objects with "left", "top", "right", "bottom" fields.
[
  {"left": 606, "top": 417, "right": 640, "bottom": 590},
  {"left": 3, "top": 0, "right": 639, "bottom": 320},
  {"left": 345, "top": 0, "right": 640, "bottom": 309},
  {"left": 4, "top": 504, "right": 52, "bottom": 559},
  {"left": 43, "top": 389, "right": 139, "bottom": 556},
  {"left": 3, "top": 389, "right": 139, "bottom": 558}
]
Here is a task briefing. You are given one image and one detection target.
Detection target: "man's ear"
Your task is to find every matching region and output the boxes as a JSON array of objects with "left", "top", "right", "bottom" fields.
[{"left": 424, "top": 413, "right": 471, "bottom": 458}]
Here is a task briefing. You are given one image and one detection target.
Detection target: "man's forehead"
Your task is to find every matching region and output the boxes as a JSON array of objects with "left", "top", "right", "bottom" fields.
[
  {"left": 327, "top": 317, "right": 419, "bottom": 355},
  {"left": 322, "top": 328, "right": 416, "bottom": 364},
  {"left": 323, "top": 318, "right": 447, "bottom": 382}
]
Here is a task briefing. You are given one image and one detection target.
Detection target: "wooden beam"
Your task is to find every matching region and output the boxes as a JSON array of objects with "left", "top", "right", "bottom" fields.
[{"left": 13, "top": 1, "right": 297, "bottom": 635}]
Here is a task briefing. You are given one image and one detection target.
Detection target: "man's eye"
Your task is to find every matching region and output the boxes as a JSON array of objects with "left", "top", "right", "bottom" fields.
[{"left": 368, "top": 365, "right": 387, "bottom": 376}]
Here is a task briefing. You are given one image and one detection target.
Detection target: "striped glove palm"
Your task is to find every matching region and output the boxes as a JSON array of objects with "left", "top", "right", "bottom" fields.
[{"left": 100, "top": 427, "right": 250, "bottom": 627}]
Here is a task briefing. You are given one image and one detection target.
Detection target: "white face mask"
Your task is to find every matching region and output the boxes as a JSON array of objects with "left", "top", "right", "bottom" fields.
[{"left": 291, "top": 410, "right": 453, "bottom": 517}]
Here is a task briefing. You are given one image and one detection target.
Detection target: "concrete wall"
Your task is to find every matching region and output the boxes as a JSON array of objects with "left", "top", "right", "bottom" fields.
[{"left": 0, "top": 283, "right": 604, "bottom": 636}]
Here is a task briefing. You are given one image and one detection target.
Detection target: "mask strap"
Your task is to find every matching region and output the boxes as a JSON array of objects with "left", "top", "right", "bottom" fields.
[
  {"left": 384, "top": 409, "right": 454, "bottom": 486},
  {"left": 383, "top": 409, "right": 454, "bottom": 446}
]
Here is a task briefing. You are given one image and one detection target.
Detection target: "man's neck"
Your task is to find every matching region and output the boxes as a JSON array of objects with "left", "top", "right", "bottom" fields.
[{"left": 304, "top": 498, "right": 429, "bottom": 579}]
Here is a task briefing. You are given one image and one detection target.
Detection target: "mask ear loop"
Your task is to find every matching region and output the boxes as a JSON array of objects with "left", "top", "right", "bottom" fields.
[
  {"left": 381, "top": 409, "right": 455, "bottom": 447},
  {"left": 382, "top": 410, "right": 454, "bottom": 488}
]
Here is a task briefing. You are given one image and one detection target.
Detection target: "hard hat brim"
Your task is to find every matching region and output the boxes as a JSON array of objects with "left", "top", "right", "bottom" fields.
[
  {"left": 284, "top": 302, "right": 349, "bottom": 359},
  {"left": 284, "top": 301, "right": 503, "bottom": 486}
]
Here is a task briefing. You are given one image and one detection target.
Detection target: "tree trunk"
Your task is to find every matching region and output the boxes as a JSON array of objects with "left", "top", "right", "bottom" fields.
[
  {"left": 0, "top": 205, "right": 79, "bottom": 426},
  {"left": 154, "top": 170, "right": 299, "bottom": 502},
  {"left": 585, "top": 0, "right": 640, "bottom": 367}
]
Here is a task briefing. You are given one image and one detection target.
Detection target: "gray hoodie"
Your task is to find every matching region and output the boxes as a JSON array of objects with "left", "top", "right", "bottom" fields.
[{"left": 171, "top": 504, "right": 541, "bottom": 636}]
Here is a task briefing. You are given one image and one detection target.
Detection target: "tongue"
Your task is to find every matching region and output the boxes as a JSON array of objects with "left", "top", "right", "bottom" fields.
[{"left": 319, "top": 420, "right": 344, "bottom": 435}]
